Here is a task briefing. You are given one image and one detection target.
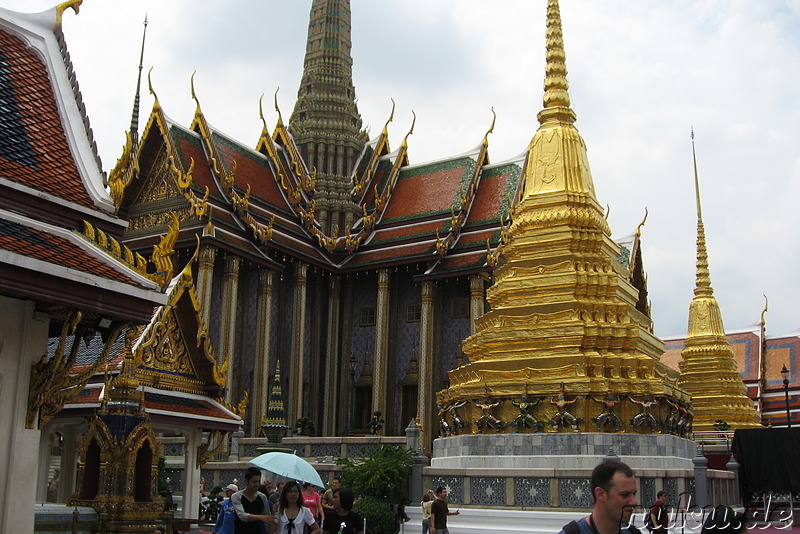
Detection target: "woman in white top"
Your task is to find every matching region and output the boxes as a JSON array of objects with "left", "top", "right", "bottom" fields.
[{"left": 270, "top": 481, "right": 321, "bottom": 534}]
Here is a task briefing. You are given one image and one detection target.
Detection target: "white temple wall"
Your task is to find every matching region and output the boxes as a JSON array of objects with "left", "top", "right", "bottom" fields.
[{"left": 0, "top": 295, "right": 48, "bottom": 534}]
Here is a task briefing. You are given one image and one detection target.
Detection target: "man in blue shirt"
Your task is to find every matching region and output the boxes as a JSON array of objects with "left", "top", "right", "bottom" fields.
[
  {"left": 213, "top": 484, "right": 240, "bottom": 534},
  {"left": 559, "top": 460, "right": 641, "bottom": 534}
]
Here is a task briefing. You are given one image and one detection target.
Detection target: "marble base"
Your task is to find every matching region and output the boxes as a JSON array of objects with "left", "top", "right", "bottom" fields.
[{"left": 431, "top": 432, "right": 696, "bottom": 470}]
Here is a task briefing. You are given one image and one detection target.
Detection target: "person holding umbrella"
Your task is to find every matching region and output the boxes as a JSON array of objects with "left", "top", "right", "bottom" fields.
[
  {"left": 271, "top": 480, "right": 321, "bottom": 534},
  {"left": 231, "top": 467, "right": 275, "bottom": 533}
]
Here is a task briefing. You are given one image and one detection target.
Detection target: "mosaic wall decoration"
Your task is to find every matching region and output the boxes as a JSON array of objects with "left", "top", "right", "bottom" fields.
[
  {"left": 640, "top": 477, "right": 656, "bottom": 508},
  {"left": 242, "top": 443, "right": 261, "bottom": 458},
  {"left": 163, "top": 442, "right": 184, "bottom": 457},
  {"left": 201, "top": 469, "right": 216, "bottom": 489},
  {"left": 347, "top": 444, "right": 372, "bottom": 458},
  {"left": 471, "top": 477, "right": 506, "bottom": 506},
  {"left": 310, "top": 443, "right": 341, "bottom": 459},
  {"left": 164, "top": 469, "right": 183, "bottom": 492},
  {"left": 665, "top": 478, "right": 679, "bottom": 507},
  {"left": 428, "top": 476, "right": 463, "bottom": 505},
  {"left": 514, "top": 478, "right": 551, "bottom": 508},
  {"left": 559, "top": 477, "right": 590, "bottom": 509},
  {"left": 217, "top": 469, "right": 243, "bottom": 490}
]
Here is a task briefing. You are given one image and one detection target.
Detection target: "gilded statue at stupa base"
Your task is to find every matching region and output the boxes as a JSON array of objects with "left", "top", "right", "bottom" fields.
[{"left": 439, "top": 0, "right": 691, "bottom": 434}]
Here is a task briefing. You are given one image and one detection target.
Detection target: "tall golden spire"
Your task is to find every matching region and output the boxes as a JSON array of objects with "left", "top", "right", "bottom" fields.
[
  {"left": 442, "top": 0, "right": 682, "bottom": 432},
  {"left": 677, "top": 131, "right": 761, "bottom": 431},
  {"left": 539, "top": 0, "right": 575, "bottom": 124}
]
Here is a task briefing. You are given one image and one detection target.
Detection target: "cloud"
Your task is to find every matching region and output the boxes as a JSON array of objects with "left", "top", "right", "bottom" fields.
[{"left": 5, "top": 0, "right": 799, "bottom": 337}]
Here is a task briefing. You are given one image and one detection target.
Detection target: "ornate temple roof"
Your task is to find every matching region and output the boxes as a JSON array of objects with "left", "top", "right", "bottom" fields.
[
  {"left": 0, "top": 5, "right": 115, "bottom": 225},
  {"left": 54, "top": 255, "right": 243, "bottom": 432},
  {"left": 0, "top": 4, "right": 167, "bottom": 326},
  {"left": 64, "top": 382, "right": 241, "bottom": 431}
]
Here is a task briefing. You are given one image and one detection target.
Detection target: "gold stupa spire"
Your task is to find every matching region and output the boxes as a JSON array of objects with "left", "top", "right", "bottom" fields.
[
  {"left": 677, "top": 132, "right": 761, "bottom": 431},
  {"left": 442, "top": 0, "right": 683, "bottom": 432},
  {"left": 540, "top": 0, "right": 575, "bottom": 123}
]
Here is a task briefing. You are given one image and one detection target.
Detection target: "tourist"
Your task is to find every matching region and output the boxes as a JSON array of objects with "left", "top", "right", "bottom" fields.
[
  {"left": 559, "top": 460, "right": 641, "bottom": 534},
  {"left": 321, "top": 488, "right": 363, "bottom": 534},
  {"left": 270, "top": 483, "right": 284, "bottom": 504},
  {"left": 231, "top": 467, "right": 275, "bottom": 533},
  {"left": 271, "top": 480, "right": 321, "bottom": 534},
  {"left": 430, "top": 486, "right": 459, "bottom": 534},
  {"left": 322, "top": 477, "right": 341, "bottom": 518},
  {"left": 213, "top": 484, "right": 240, "bottom": 534},
  {"left": 302, "top": 482, "right": 324, "bottom": 524},
  {"left": 648, "top": 490, "right": 668, "bottom": 534},
  {"left": 700, "top": 506, "right": 747, "bottom": 534},
  {"left": 421, "top": 490, "right": 434, "bottom": 534}
]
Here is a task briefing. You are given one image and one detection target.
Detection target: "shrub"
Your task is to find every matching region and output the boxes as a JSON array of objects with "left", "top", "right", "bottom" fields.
[
  {"left": 353, "top": 495, "right": 395, "bottom": 534},
  {"left": 336, "top": 445, "right": 414, "bottom": 505}
]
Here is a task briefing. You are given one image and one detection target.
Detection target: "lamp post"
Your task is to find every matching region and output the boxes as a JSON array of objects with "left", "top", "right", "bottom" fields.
[
  {"left": 781, "top": 365, "right": 791, "bottom": 428},
  {"left": 348, "top": 353, "right": 358, "bottom": 436}
]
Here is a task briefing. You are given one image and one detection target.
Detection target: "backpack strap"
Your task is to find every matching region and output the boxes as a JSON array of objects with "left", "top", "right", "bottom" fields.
[{"left": 563, "top": 520, "right": 581, "bottom": 534}]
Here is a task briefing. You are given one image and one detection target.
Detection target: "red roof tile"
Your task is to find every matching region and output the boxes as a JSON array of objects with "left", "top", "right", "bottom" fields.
[
  {"left": 382, "top": 165, "right": 469, "bottom": 222},
  {"left": 0, "top": 214, "right": 150, "bottom": 287},
  {"left": 0, "top": 28, "right": 97, "bottom": 209}
]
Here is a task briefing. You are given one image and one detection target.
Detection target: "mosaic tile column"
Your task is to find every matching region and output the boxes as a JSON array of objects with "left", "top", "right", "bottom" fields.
[
  {"left": 323, "top": 275, "right": 342, "bottom": 435},
  {"left": 468, "top": 274, "right": 485, "bottom": 336},
  {"left": 220, "top": 255, "right": 241, "bottom": 405},
  {"left": 253, "top": 269, "right": 275, "bottom": 432},
  {"left": 371, "top": 269, "right": 391, "bottom": 430},
  {"left": 291, "top": 263, "right": 309, "bottom": 424},
  {"left": 418, "top": 281, "right": 435, "bottom": 454},
  {"left": 197, "top": 245, "right": 216, "bottom": 324}
]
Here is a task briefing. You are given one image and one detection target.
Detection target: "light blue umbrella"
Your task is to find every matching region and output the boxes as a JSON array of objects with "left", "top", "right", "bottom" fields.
[{"left": 249, "top": 451, "right": 324, "bottom": 487}]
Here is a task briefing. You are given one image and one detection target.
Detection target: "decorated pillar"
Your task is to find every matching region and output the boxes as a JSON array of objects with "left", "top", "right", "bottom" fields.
[
  {"left": 253, "top": 269, "right": 275, "bottom": 432},
  {"left": 197, "top": 245, "right": 216, "bottom": 323},
  {"left": 181, "top": 427, "right": 202, "bottom": 519},
  {"left": 418, "top": 281, "right": 436, "bottom": 454},
  {"left": 56, "top": 425, "right": 80, "bottom": 502},
  {"left": 291, "top": 263, "right": 309, "bottom": 424},
  {"left": 323, "top": 275, "right": 342, "bottom": 435},
  {"left": 469, "top": 274, "right": 486, "bottom": 336},
  {"left": 371, "top": 269, "right": 391, "bottom": 430},
  {"left": 220, "top": 255, "right": 241, "bottom": 405}
]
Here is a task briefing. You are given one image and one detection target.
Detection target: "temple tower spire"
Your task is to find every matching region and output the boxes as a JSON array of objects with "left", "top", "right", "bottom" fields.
[
  {"left": 677, "top": 131, "right": 761, "bottom": 431},
  {"left": 289, "top": 0, "right": 368, "bottom": 233},
  {"left": 129, "top": 15, "right": 148, "bottom": 148},
  {"left": 444, "top": 0, "right": 679, "bottom": 430}
]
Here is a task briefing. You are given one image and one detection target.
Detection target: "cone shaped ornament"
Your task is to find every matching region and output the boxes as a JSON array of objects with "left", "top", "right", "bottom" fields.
[
  {"left": 676, "top": 134, "right": 761, "bottom": 432},
  {"left": 441, "top": 0, "right": 687, "bottom": 435}
]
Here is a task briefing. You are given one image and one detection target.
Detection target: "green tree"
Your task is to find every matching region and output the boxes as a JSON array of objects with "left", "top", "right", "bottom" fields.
[{"left": 336, "top": 444, "right": 414, "bottom": 505}]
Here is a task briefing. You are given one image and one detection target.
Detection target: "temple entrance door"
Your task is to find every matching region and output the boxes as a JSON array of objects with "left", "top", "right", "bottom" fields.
[{"left": 400, "top": 384, "right": 418, "bottom": 429}]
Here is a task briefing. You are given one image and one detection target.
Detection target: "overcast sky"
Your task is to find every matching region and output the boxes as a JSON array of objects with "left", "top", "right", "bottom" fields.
[{"left": 5, "top": 0, "right": 800, "bottom": 339}]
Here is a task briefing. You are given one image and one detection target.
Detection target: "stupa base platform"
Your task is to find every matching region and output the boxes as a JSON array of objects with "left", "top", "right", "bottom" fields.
[{"left": 431, "top": 432, "right": 696, "bottom": 470}]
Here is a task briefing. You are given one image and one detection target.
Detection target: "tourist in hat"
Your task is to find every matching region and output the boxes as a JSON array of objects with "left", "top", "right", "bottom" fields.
[{"left": 213, "top": 483, "right": 241, "bottom": 534}]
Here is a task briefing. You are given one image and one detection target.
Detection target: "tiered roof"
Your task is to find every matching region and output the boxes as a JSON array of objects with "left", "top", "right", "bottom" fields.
[{"left": 0, "top": 4, "right": 166, "bottom": 324}]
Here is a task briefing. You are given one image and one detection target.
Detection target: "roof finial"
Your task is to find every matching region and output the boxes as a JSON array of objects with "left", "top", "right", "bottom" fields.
[
  {"left": 129, "top": 15, "right": 148, "bottom": 149},
  {"left": 539, "top": 0, "right": 576, "bottom": 125},
  {"left": 691, "top": 129, "right": 713, "bottom": 298}
]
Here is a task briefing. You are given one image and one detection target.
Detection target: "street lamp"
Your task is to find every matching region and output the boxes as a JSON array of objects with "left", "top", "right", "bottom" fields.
[
  {"left": 348, "top": 353, "right": 358, "bottom": 436},
  {"left": 781, "top": 365, "right": 791, "bottom": 428}
]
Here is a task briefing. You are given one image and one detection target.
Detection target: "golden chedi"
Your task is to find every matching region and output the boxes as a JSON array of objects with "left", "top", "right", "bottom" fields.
[
  {"left": 442, "top": 0, "right": 686, "bottom": 433},
  {"left": 676, "top": 135, "right": 762, "bottom": 432}
]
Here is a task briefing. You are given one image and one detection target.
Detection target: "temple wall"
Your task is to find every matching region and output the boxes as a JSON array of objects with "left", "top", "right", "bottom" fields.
[{"left": 0, "top": 296, "right": 48, "bottom": 534}]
